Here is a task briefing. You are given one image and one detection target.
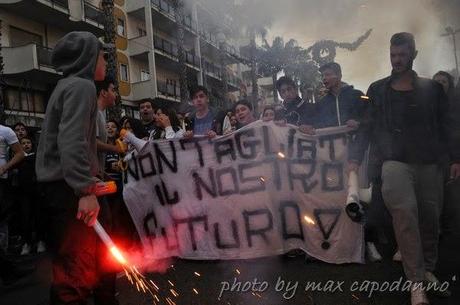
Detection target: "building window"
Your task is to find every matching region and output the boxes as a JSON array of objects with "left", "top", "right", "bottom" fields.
[
  {"left": 119, "top": 64, "right": 129, "bottom": 82},
  {"left": 5, "top": 88, "right": 45, "bottom": 113},
  {"left": 141, "top": 70, "right": 150, "bottom": 81},
  {"left": 117, "top": 18, "right": 125, "bottom": 36},
  {"left": 10, "top": 26, "right": 43, "bottom": 47},
  {"left": 138, "top": 27, "right": 147, "bottom": 37}
]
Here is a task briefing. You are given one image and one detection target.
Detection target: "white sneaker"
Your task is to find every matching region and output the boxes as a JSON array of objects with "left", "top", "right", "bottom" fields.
[
  {"left": 20, "top": 243, "right": 31, "bottom": 255},
  {"left": 425, "top": 271, "right": 451, "bottom": 297},
  {"left": 393, "top": 249, "right": 402, "bottom": 262},
  {"left": 411, "top": 283, "right": 429, "bottom": 305},
  {"left": 366, "top": 242, "right": 382, "bottom": 262},
  {"left": 36, "top": 241, "right": 46, "bottom": 253}
]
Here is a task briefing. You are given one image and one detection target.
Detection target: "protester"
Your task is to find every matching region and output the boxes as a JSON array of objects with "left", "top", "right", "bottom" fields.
[
  {"left": 0, "top": 124, "right": 30, "bottom": 285},
  {"left": 234, "top": 100, "right": 257, "bottom": 129},
  {"left": 17, "top": 137, "right": 45, "bottom": 255},
  {"left": 35, "top": 31, "right": 120, "bottom": 304},
  {"left": 433, "top": 71, "right": 460, "bottom": 242},
  {"left": 104, "top": 120, "right": 138, "bottom": 251},
  {"left": 13, "top": 122, "right": 28, "bottom": 141},
  {"left": 316, "top": 62, "right": 367, "bottom": 129},
  {"left": 122, "top": 117, "right": 149, "bottom": 140},
  {"left": 433, "top": 71, "right": 455, "bottom": 100},
  {"left": 262, "top": 106, "right": 275, "bottom": 122},
  {"left": 139, "top": 99, "right": 157, "bottom": 135},
  {"left": 276, "top": 76, "right": 315, "bottom": 134},
  {"left": 350, "top": 32, "right": 460, "bottom": 305},
  {"left": 150, "top": 107, "right": 185, "bottom": 140},
  {"left": 95, "top": 77, "right": 123, "bottom": 179},
  {"left": 185, "top": 85, "right": 226, "bottom": 138}
]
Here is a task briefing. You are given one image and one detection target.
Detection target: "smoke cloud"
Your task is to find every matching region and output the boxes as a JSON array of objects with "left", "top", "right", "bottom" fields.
[{"left": 201, "top": 0, "right": 460, "bottom": 91}]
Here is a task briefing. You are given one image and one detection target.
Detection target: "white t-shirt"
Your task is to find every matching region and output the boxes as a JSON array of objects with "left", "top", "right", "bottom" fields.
[{"left": 0, "top": 125, "right": 19, "bottom": 179}]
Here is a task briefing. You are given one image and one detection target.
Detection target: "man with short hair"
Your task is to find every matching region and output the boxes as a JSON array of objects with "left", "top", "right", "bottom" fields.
[
  {"left": 139, "top": 99, "right": 156, "bottom": 135},
  {"left": 95, "top": 77, "right": 122, "bottom": 177},
  {"left": 316, "top": 62, "right": 367, "bottom": 129},
  {"left": 185, "top": 85, "right": 226, "bottom": 138},
  {"left": 276, "top": 76, "right": 315, "bottom": 134},
  {"left": 350, "top": 32, "right": 460, "bottom": 305}
]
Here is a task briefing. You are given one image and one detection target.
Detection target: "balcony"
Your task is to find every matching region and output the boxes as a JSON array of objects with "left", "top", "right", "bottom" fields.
[
  {"left": 0, "top": 0, "right": 104, "bottom": 35},
  {"left": 185, "top": 51, "right": 200, "bottom": 68},
  {"left": 129, "top": 35, "right": 150, "bottom": 58},
  {"left": 203, "top": 60, "right": 222, "bottom": 79},
  {"left": 154, "top": 35, "right": 178, "bottom": 58},
  {"left": 127, "top": 0, "right": 197, "bottom": 35},
  {"left": 153, "top": 35, "right": 200, "bottom": 70},
  {"left": 131, "top": 80, "right": 154, "bottom": 101},
  {"left": 83, "top": 1, "right": 104, "bottom": 29},
  {"left": 157, "top": 79, "right": 180, "bottom": 102},
  {"left": 3, "top": 43, "right": 53, "bottom": 72}
]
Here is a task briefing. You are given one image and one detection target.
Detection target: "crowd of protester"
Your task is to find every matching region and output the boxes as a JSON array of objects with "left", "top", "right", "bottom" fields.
[{"left": 0, "top": 31, "right": 459, "bottom": 305}]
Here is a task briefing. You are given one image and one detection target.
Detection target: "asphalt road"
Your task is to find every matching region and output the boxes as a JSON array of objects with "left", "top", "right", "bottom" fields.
[{"left": 1, "top": 232, "right": 459, "bottom": 305}]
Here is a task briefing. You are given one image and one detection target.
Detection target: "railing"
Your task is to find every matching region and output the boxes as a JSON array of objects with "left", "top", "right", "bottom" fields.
[
  {"left": 84, "top": 1, "right": 104, "bottom": 27},
  {"left": 150, "top": 0, "right": 196, "bottom": 32},
  {"left": 185, "top": 51, "right": 200, "bottom": 67},
  {"left": 153, "top": 35, "right": 178, "bottom": 57},
  {"left": 153, "top": 35, "right": 200, "bottom": 68},
  {"left": 199, "top": 27, "right": 218, "bottom": 47},
  {"left": 49, "top": 0, "right": 69, "bottom": 10},
  {"left": 203, "top": 60, "right": 221, "bottom": 78},
  {"left": 157, "top": 79, "right": 180, "bottom": 99}
]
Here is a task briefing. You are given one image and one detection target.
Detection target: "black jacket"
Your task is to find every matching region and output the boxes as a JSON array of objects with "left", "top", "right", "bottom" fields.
[
  {"left": 350, "top": 72, "right": 460, "bottom": 180},
  {"left": 315, "top": 84, "right": 366, "bottom": 128},
  {"left": 282, "top": 96, "right": 315, "bottom": 126}
]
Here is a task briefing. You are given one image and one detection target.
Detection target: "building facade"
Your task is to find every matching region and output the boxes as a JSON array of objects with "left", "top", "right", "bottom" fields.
[{"left": 0, "top": 0, "right": 245, "bottom": 128}]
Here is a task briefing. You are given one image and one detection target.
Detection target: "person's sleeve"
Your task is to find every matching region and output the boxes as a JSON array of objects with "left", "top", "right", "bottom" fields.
[
  {"left": 5, "top": 127, "right": 19, "bottom": 145},
  {"left": 349, "top": 87, "right": 373, "bottom": 164},
  {"left": 300, "top": 103, "right": 317, "bottom": 125},
  {"left": 222, "top": 116, "right": 231, "bottom": 134},
  {"left": 57, "top": 82, "right": 97, "bottom": 196},
  {"left": 164, "top": 126, "right": 185, "bottom": 139}
]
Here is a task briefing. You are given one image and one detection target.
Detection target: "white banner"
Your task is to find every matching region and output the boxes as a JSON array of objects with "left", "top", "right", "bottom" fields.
[{"left": 123, "top": 121, "right": 364, "bottom": 264}]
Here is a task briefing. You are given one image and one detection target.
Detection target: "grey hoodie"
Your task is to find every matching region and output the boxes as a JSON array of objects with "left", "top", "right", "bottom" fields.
[{"left": 36, "top": 32, "right": 103, "bottom": 196}]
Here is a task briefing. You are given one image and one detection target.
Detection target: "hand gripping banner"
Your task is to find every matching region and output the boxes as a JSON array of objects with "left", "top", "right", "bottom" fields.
[{"left": 123, "top": 121, "right": 364, "bottom": 263}]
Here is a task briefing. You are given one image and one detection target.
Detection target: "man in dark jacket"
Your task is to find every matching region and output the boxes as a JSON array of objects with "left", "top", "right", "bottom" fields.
[
  {"left": 316, "top": 62, "right": 367, "bottom": 129},
  {"left": 185, "top": 85, "right": 226, "bottom": 138},
  {"left": 276, "top": 76, "right": 315, "bottom": 134},
  {"left": 350, "top": 32, "right": 460, "bottom": 304},
  {"left": 35, "top": 32, "right": 117, "bottom": 304}
]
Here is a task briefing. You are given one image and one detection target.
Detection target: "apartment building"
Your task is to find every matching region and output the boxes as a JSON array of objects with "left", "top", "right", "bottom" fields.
[
  {"left": 0, "top": 0, "right": 245, "bottom": 128},
  {"left": 0, "top": 0, "right": 104, "bottom": 128},
  {"left": 122, "top": 0, "right": 244, "bottom": 116}
]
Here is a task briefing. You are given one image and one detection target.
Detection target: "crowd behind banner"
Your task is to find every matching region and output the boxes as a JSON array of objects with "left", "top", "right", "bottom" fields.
[{"left": 0, "top": 30, "right": 460, "bottom": 305}]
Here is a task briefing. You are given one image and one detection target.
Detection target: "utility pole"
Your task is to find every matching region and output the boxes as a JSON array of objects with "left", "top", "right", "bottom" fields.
[{"left": 441, "top": 26, "right": 460, "bottom": 79}]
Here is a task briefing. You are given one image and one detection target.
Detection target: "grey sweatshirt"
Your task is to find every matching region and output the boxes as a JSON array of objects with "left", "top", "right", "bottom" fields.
[{"left": 36, "top": 32, "right": 103, "bottom": 196}]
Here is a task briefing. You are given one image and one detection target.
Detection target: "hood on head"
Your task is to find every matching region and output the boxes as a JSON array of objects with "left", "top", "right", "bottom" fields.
[{"left": 52, "top": 31, "right": 104, "bottom": 79}]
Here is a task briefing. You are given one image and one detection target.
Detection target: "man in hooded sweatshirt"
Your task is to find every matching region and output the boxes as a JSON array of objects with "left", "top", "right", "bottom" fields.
[{"left": 35, "top": 32, "right": 116, "bottom": 305}]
